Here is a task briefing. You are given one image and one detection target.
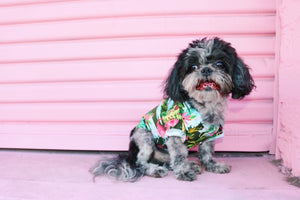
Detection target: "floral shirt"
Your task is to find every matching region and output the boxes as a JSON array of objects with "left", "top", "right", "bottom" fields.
[{"left": 136, "top": 98, "right": 224, "bottom": 149}]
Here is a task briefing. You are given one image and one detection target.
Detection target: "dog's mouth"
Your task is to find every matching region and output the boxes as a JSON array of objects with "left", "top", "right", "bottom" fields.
[{"left": 196, "top": 80, "right": 220, "bottom": 91}]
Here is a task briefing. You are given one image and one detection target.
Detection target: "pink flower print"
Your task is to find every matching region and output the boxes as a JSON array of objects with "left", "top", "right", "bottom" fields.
[
  {"left": 156, "top": 119, "right": 166, "bottom": 137},
  {"left": 165, "top": 118, "right": 179, "bottom": 130},
  {"left": 182, "top": 112, "right": 192, "bottom": 123},
  {"left": 144, "top": 113, "right": 152, "bottom": 122},
  {"left": 210, "top": 129, "right": 218, "bottom": 137}
]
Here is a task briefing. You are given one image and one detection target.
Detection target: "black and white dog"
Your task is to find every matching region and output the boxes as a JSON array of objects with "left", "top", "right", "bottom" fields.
[{"left": 91, "top": 37, "right": 255, "bottom": 182}]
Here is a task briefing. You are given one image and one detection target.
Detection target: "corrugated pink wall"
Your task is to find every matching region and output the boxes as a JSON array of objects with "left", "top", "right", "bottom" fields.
[
  {"left": 276, "top": 0, "right": 300, "bottom": 176},
  {"left": 0, "top": 0, "right": 276, "bottom": 152}
]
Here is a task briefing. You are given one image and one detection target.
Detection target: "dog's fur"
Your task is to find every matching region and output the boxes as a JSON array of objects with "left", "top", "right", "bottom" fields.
[{"left": 91, "top": 37, "right": 255, "bottom": 182}]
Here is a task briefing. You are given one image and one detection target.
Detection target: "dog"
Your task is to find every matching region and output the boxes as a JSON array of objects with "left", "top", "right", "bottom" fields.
[{"left": 91, "top": 37, "right": 255, "bottom": 182}]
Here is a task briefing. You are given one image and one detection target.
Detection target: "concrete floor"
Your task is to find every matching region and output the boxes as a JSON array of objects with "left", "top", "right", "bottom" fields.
[{"left": 0, "top": 150, "right": 299, "bottom": 200}]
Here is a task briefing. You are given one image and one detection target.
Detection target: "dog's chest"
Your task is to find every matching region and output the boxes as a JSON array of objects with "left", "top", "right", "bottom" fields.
[{"left": 190, "top": 100, "right": 226, "bottom": 126}]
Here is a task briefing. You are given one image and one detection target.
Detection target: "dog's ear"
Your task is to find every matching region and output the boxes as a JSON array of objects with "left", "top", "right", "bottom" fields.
[
  {"left": 164, "top": 51, "right": 189, "bottom": 102},
  {"left": 231, "top": 57, "right": 255, "bottom": 99}
]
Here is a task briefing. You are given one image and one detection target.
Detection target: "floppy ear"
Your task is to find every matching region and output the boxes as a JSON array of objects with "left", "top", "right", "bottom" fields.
[
  {"left": 164, "top": 51, "right": 189, "bottom": 102},
  {"left": 231, "top": 57, "right": 255, "bottom": 99}
]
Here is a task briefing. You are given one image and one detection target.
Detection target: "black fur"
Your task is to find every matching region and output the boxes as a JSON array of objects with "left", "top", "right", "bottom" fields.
[
  {"left": 127, "top": 140, "right": 139, "bottom": 167},
  {"left": 231, "top": 57, "right": 255, "bottom": 99},
  {"left": 164, "top": 48, "right": 190, "bottom": 102}
]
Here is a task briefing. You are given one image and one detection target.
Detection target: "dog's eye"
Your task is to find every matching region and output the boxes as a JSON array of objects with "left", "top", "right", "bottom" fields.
[
  {"left": 191, "top": 65, "right": 198, "bottom": 70},
  {"left": 216, "top": 62, "right": 224, "bottom": 68}
]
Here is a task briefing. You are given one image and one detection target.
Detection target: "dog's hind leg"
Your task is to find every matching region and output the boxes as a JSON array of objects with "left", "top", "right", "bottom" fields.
[
  {"left": 130, "top": 128, "right": 169, "bottom": 178},
  {"left": 198, "top": 140, "right": 231, "bottom": 173}
]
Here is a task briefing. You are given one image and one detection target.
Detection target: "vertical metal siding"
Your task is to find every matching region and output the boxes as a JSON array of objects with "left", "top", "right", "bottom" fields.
[{"left": 0, "top": 0, "right": 276, "bottom": 151}]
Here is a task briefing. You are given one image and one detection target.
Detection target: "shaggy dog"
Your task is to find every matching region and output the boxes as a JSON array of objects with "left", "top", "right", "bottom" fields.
[{"left": 91, "top": 37, "right": 255, "bottom": 182}]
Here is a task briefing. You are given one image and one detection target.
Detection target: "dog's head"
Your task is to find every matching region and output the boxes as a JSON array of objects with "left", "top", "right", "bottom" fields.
[{"left": 164, "top": 37, "right": 255, "bottom": 103}]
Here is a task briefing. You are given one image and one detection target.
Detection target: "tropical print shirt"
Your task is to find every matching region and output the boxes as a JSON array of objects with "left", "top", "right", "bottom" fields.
[{"left": 136, "top": 98, "right": 224, "bottom": 149}]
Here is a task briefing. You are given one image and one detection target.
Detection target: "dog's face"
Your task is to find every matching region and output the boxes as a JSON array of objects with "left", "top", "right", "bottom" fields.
[{"left": 164, "top": 37, "right": 255, "bottom": 103}]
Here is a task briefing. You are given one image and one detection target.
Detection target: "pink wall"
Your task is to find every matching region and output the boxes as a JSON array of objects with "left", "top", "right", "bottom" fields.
[
  {"left": 276, "top": 0, "right": 300, "bottom": 176},
  {"left": 0, "top": 0, "right": 275, "bottom": 151}
]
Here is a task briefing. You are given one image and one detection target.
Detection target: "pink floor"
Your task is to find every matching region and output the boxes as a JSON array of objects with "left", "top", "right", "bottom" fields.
[{"left": 0, "top": 150, "right": 299, "bottom": 200}]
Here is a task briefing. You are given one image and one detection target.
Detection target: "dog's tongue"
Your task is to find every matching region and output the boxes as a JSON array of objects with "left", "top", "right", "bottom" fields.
[{"left": 197, "top": 82, "right": 219, "bottom": 90}]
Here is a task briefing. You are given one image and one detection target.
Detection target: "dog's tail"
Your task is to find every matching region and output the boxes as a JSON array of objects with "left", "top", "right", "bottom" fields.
[{"left": 90, "top": 139, "right": 145, "bottom": 182}]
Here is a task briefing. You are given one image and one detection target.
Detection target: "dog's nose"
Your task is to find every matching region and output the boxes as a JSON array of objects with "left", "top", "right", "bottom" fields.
[{"left": 201, "top": 67, "right": 213, "bottom": 77}]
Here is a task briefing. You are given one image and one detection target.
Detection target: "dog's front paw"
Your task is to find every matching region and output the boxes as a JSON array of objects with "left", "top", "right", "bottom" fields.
[
  {"left": 190, "top": 161, "right": 203, "bottom": 174},
  {"left": 175, "top": 169, "right": 197, "bottom": 181},
  {"left": 174, "top": 161, "right": 199, "bottom": 181},
  {"left": 206, "top": 162, "right": 231, "bottom": 174},
  {"left": 150, "top": 166, "right": 169, "bottom": 178}
]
